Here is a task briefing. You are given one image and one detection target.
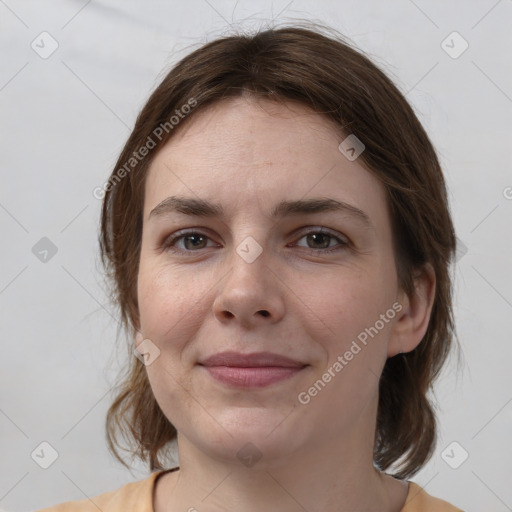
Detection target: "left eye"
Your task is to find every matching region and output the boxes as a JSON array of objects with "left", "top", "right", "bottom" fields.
[{"left": 293, "top": 230, "right": 348, "bottom": 252}]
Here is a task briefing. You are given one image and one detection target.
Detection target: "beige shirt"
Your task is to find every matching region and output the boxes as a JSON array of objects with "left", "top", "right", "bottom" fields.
[{"left": 37, "top": 469, "right": 464, "bottom": 511}]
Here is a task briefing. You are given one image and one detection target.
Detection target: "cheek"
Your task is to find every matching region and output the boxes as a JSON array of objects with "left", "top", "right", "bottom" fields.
[
  {"left": 136, "top": 260, "right": 213, "bottom": 395},
  {"left": 306, "top": 268, "right": 396, "bottom": 363},
  {"left": 137, "top": 259, "right": 198, "bottom": 337},
  {"left": 298, "top": 274, "right": 397, "bottom": 423},
  {"left": 311, "top": 270, "right": 386, "bottom": 329},
  {"left": 137, "top": 264, "right": 202, "bottom": 428}
]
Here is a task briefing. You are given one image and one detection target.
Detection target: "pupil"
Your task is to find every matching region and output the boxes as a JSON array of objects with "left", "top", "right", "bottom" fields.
[
  {"left": 309, "top": 233, "right": 329, "bottom": 248},
  {"left": 187, "top": 235, "right": 204, "bottom": 249}
]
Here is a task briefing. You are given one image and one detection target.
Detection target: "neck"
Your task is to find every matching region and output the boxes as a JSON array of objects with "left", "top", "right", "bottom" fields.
[{"left": 154, "top": 395, "right": 409, "bottom": 512}]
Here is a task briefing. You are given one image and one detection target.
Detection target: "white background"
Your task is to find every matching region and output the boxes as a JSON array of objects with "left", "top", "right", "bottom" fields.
[{"left": 1, "top": 1, "right": 511, "bottom": 511}]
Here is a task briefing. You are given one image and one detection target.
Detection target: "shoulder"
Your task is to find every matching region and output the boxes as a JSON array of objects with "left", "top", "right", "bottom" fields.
[
  {"left": 401, "top": 482, "right": 464, "bottom": 512},
  {"left": 36, "top": 471, "right": 164, "bottom": 512}
]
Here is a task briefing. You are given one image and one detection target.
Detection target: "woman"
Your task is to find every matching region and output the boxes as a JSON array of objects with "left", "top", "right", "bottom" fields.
[{"left": 39, "top": 23, "right": 463, "bottom": 511}]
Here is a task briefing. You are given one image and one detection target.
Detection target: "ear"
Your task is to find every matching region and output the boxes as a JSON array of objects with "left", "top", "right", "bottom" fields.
[{"left": 388, "top": 263, "right": 436, "bottom": 357}]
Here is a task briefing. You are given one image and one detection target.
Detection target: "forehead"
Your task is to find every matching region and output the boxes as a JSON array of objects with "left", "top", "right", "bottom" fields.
[
  {"left": 156, "top": 96, "right": 343, "bottom": 165},
  {"left": 143, "top": 96, "right": 390, "bottom": 233}
]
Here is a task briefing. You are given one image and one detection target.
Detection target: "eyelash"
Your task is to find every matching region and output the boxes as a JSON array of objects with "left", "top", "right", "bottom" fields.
[{"left": 161, "top": 228, "right": 349, "bottom": 255}]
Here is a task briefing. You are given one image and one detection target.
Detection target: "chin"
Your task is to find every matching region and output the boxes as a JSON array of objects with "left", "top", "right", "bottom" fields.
[{"left": 188, "top": 406, "right": 308, "bottom": 468}]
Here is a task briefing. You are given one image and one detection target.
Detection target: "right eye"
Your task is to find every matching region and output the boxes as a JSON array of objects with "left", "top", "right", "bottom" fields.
[{"left": 162, "top": 230, "right": 218, "bottom": 253}]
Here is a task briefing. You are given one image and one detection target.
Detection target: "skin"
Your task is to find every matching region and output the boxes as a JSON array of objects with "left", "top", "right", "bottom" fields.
[{"left": 136, "top": 95, "right": 436, "bottom": 512}]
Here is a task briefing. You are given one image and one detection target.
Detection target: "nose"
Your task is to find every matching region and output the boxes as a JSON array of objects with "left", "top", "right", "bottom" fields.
[{"left": 212, "top": 239, "right": 285, "bottom": 329}]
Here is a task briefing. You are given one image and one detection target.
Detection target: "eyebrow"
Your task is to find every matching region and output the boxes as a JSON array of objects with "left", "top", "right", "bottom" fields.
[{"left": 148, "top": 195, "right": 373, "bottom": 229}]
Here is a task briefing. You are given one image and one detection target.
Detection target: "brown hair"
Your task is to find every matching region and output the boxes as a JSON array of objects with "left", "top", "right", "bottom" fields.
[{"left": 100, "top": 22, "right": 459, "bottom": 479}]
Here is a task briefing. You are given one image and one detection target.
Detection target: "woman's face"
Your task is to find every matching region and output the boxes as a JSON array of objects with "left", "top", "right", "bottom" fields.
[{"left": 137, "top": 96, "right": 406, "bottom": 465}]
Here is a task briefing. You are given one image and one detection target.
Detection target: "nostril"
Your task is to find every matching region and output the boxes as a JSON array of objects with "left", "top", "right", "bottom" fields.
[{"left": 258, "top": 310, "right": 270, "bottom": 317}]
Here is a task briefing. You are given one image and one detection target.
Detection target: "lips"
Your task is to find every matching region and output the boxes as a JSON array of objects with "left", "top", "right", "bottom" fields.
[
  {"left": 199, "top": 351, "right": 305, "bottom": 368},
  {"left": 198, "top": 351, "right": 307, "bottom": 388}
]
